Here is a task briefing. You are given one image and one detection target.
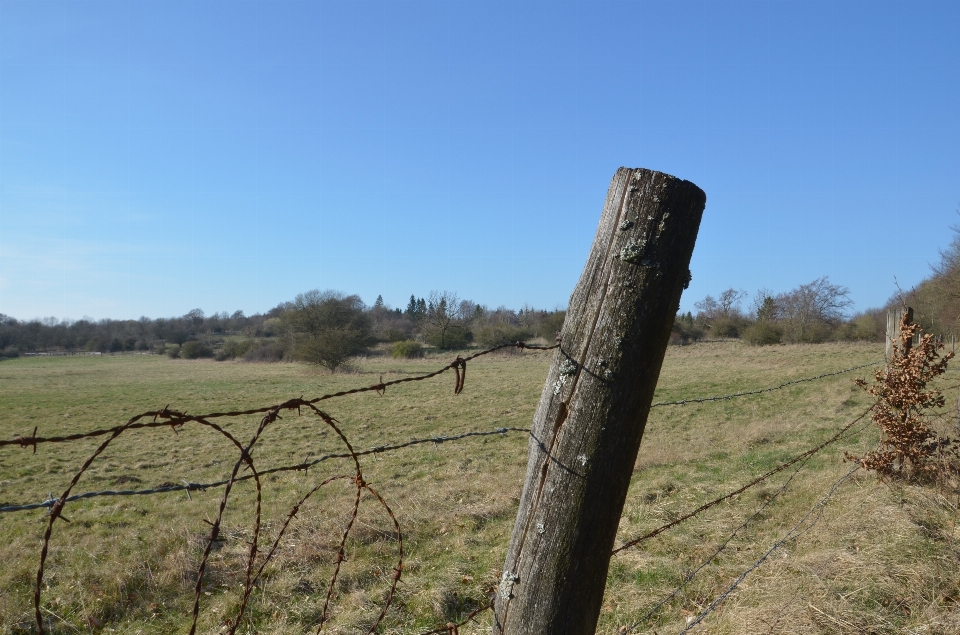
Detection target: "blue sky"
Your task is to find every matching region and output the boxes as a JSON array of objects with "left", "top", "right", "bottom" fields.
[{"left": 1, "top": 0, "right": 958, "bottom": 321}]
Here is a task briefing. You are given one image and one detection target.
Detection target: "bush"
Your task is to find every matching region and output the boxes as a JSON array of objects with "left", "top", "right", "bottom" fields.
[
  {"left": 0, "top": 346, "right": 19, "bottom": 359},
  {"left": 180, "top": 341, "right": 214, "bottom": 359},
  {"left": 280, "top": 290, "right": 373, "bottom": 371},
  {"left": 742, "top": 321, "right": 783, "bottom": 346},
  {"left": 425, "top": 328, "right": 471, "bottom": 350},
  {"left": 243, "top": 342, "right": 284, "bottom": 362},
  {"left": 391, "top": 340, "right": 423, "bottom": 358},
  {"left": 710, "top": 316, "right": 742, "bottom": 339},
  {"left": 474, "top": 323, "right": 534, "bottom": 348},
  {"left": 380, "top": 328, "right": 409, "bottom": 343},
  {"left": 670, "top": 318, "right": 704, "bottom": 345},
  {"left": 166, "top": 344, "right": 181, "bottom": 359},
  {"left": 215, "top": 338, "right": 257, "bottom": 361},
  {"left": 535, "top": 311, "right": 566, "bottom": 341},
  {"left": 836, "top": 313, "right": 882, "bottom": 342}
]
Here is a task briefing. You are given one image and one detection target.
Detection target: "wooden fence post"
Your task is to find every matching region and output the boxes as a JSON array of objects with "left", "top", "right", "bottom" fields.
[
  {"left": 886, "top": 307, "right": 913, "bottom": 365},
  {"left": 492, "top": 168, "right": 706, "bottom": 635}
]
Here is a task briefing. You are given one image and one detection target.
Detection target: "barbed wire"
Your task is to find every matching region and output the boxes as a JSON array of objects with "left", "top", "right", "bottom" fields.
[
  {"left": 611, "top": 407, "right": 873, "bottom": 554},
  {"left": 675, "top": 461, "right": 863, "bottom": 634},
  {"left": 417, "top": 603, "right": 493, "bottom": 634},
  {"left": 649, "top": 361, "right": 881, "bottom": 408},
  {"left": 1, "top": 341, "right": 558, "bottom": 452},
  {"left": 618, "top": 416, "right": 875, "bottom": 634},
  {"left": 0, "top": 427, "right": 530, "bottom": 514},
  {"left": 0, "top": 342, "right": 898, "bottom": 633},
  {"left": 15, "top": 341, "right": 561, "bottom": 634}
]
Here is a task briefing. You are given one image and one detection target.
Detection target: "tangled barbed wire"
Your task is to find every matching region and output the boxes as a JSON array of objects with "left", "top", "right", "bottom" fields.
[{"left": 3, "top": 341, "right": 557, "bottom": 634}]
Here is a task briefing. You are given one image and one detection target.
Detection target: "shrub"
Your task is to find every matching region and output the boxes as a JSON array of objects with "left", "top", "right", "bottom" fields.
[
  {"left": 474, "top": 323, "right": 534, "bottom": 348},
  {"left": 166, "top": 344, "right": 181, "bottom": 359},
  {"left": 380, "top": 328, "right": 409, "bottom": 343},
  {"left": 391, "top": 340, "right": 423, "bottom": 358},
  {"left": 180, "top": 341, "right": 214, "bottom": 359},
  {"left": 742, "top": 321, "right": 783, "bottom": 346},
  {"left": 710, "top": 316, "right": 741, "bottom": 339},
  {"left": 280, "top": 290, "right": 373, "bottom": 371},
  {"left": 535, "top": 311, "right": 566, "bottom": 341},
  {"left": 243, "top": 342, "right": 284, "bottom": 362},
  {"left": 425, "top": 328, "right": 470, "bottom": 350},
  {"left": 215, "top": 338, "right": 257, "bottom": 361},
  {"left": 836, "top": 313, "right": 882, "bottom": 342},
  {"left": 848, "top": 315, "right": 955, "bottom": 479},
  {"left": 670, "top": 318, "right": 704, "bottom": 345},
  {"left": 0, "top": 346, "right": 19, "bottom": 359}
]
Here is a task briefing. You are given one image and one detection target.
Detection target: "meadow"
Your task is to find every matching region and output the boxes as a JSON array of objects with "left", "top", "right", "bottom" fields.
[{"left": 1, "top": 340, "right": 959, "bottom": 634}]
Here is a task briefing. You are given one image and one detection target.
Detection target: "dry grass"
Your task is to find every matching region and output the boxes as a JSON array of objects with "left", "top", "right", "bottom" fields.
[{"left": 1, "top": 341, "right": 958, "bottom": 634}]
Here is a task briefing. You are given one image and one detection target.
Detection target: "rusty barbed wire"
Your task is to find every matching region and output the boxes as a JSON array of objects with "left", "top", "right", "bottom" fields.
[
  {"left": 0, "top": 427, "right": 530, "bottom": 514},
  {"left": 612, "top": 406, "right": 873, "bottom": 554},
  {"left": 14, "top": 342, "right": 558, "bottom": 634},
  {"left": 417, "top": 603, "right": 493, "bottom": 634},
  {"left": 1, "top": 341, "right": 556, "bottom": 451},
  {"left": 649, "top": 360, "right": 881, "bottom": 408},
  {"left": 27, "top": 398, "right": 403, "bottom": 635}
]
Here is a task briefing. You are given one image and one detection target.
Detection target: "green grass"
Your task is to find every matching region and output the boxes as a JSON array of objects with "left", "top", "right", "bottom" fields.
[{"left": 1, "top": 341, "right": 959, "bottom": 634}]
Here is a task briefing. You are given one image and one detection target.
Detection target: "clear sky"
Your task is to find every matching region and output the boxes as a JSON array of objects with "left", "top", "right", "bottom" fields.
[{"left": 1, "top": 0, "right": 958, "bottom": 321}]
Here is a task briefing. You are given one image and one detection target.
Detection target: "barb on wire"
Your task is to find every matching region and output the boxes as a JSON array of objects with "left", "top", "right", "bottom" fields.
[
  {"left": 0, "top": 427, "right": 530, "bottom": 514},
  {"left": 612, "top": 407, "right": 872, "bottom": 554},
  {"left": 1, "top": 341, "right": 557, "bottom": 451},
  {"left": 650, "top": 361, "right": 881, "bottom": 408},
  {"left": 418, "top": 603, "right": 492, "bottom": 634},
  {"left": 676, "top": 462, "right": 863, "bottom": 634}
]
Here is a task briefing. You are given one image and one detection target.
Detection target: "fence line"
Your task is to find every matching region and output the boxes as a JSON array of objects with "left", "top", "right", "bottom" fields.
[
  {"left": 3, "top": 358, "right": 880, "bottom": 454},
  {"left": 1, "top": 341, "right": 556, "bottom": 452},
  {"left": 11, "top": 341, "right": 559, "bottom": 635},
  {"left": 2, "top": 359, "right": 880, "bottom": 514},
  {"left": 650, "top": 360, "right": 881, "bottom": 408},
  {"left": 675, "top": 461, "right": 863, "bottom": 634},
  {"left": 0, "top": 342, "right": 895, "bottom": 634},
  {"left": 619, "top": 418, "right": 874, "bottom": 634},
  {"left": 612, "top": 407, "right": 873, "bottom": 554},
  {"left": 620, "top": 448, "right": 816, "bottom": 633},
  {"left": 0, "top": 427, "right": 529, "bottom": 514}
]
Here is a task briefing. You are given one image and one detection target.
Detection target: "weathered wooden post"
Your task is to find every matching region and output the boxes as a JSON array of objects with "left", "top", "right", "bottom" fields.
[
  {"left": 493, "top": 168, "right": 706, "bottom": 634},
  {"left": 886, "top": 307, "right": 913, "bottom": 364}
]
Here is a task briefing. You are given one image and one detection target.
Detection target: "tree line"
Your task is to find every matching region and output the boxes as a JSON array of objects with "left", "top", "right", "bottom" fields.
[
  {"left": 680, "top": 235, "right": 960, "bottom": 347},
  {"left": 0, "top": 291, "right": 565, "bottom": 371}
]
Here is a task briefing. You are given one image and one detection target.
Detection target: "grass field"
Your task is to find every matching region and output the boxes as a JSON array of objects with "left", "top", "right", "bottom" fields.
[{"left": 2, "top": 341, "right": 959, "bottom": 634}]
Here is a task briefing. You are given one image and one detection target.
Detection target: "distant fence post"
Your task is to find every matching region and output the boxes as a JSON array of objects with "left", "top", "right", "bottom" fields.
[
  {"left": 492, "top": 168, "right": 706, "bottom": 635},
  {"left": 886, "top": 307, "right": 913, "bottom": 365}
]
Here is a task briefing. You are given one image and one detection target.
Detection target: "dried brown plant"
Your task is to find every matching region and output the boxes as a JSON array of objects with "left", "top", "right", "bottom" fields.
[{"left": 849, "top": 312, "right": 955, "bottom": 479}]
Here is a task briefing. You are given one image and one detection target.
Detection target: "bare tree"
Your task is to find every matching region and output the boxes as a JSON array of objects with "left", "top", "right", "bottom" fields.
[
  {"left": 421, "top": 290, "right": 468, "bottom": 349},
  {"left": 717, "top": 288, "right": 747, "bottom": 317},
  {"left": 695, "top": 288, "right": 746, "bottom": 320},
  {"left": 776, "top": 276, "right": 852, "bottom": 342}
]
